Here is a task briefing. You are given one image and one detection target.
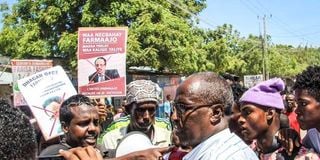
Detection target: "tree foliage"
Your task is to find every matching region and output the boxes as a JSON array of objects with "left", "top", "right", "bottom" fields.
[
  {"left": 0, "top": 0, "right": 320, "bottom": 78},
  {"left": 0, "top": 0, "right": 207, "bottom": 73}
]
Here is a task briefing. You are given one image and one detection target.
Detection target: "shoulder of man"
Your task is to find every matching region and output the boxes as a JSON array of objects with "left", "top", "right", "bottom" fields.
[
  {"left": 89, "top": 71, "right": 97, "bottom": 77},
  {"left": 105, "top": 69, "right": 118, "bottom": 74},
  {"left": 39, "top": 143, "right": 70, "bottom": 157},
  {"left": 155, "top": 117, "right": 171, "bottom": 131},
  {"left": 97, "top": 116, "right": 130, "bottom": 144},
  {"left": 98, "top": 123, "right": 128, "bottom": 151},
  {"left": 106, "top": 116, "right": 130, "bottom": 131}
]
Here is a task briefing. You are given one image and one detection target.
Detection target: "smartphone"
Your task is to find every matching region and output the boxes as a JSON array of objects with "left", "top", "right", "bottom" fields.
[{"left": 37, "top": 155, "right": 65, "bottom": 160}]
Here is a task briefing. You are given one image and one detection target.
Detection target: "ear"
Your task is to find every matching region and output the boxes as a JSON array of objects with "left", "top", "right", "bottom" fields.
[
  {"left": 209, "top": 104, "right": 223, "bottom": 124},
  {"left": 266, "top": 108, "right": 275, "bottom": 120},
  {"left": 61, "top": 121, "right": 69, "bottom": 133}
]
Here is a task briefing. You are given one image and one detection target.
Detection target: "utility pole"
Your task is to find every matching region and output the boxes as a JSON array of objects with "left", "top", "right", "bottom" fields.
[
  {"left": 263, "top": 15, "right": 267, "bottom": 80},
  {"left": 260, "top": 15, "right": 270, "bottom": 80}
]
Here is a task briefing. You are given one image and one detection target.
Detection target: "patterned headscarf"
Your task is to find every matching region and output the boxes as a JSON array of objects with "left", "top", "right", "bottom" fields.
[{"left": 126, "top": 80, "right": 161, "bottom": 106}]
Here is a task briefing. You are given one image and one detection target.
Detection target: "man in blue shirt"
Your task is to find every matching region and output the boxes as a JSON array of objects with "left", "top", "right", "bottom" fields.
[{"left": 163, "top": 94, "right": 172, "bottom": 119}]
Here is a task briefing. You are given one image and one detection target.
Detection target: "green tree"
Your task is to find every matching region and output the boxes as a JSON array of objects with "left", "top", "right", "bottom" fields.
[
  {"left": 236, "top": 34, "right": 263, "bottom": 76},
  {"left": 202, "top": 24, "right": 244, "bottom": 73},
  {"left": 0, "top": 0, "right": 207, "bottom": 73},
  {"left": 267, "top": 44, "right": 320, "bottom": 78},
  {"left": 267, "top": 44, "right": 301, "bottom": 77},
  {"left": 2, "top": 0, "right": 320, "bottom": 77}
]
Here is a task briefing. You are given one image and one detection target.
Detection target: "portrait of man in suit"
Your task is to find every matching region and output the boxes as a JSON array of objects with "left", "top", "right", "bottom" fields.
[{"left": 88, "top": 57, "right": 120, "bottom": 83}]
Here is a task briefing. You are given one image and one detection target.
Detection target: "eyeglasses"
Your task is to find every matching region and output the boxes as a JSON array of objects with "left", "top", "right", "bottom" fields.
[
  {"left": 135, "top": 107, "right": 156, "bottom": 114},
  {"left": 173, "top": 103, "right": 222, "bottom": 115},
  {"left": 95, "top": 64, "right": 105, "bottom": 67}
]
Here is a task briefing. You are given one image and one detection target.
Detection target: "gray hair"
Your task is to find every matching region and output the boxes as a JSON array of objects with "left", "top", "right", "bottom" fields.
[{"left": 189, "top": 72, "right": 234, "bottom": 110}]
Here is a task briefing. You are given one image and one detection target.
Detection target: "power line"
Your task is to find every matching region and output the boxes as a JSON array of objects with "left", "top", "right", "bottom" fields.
[
  {"left": 240, "top": 0, "right": 318, "bottom": 46},
  {"left": 252, "top": 0, "right": 271, "bottom": 14},
  {"left": 272, "top": 30, "right": 320, "bottom": 38},
  {"left": 254, "top": 0, "right": 318, "bottom": 45},
  {"left": 239, "top": 0, "right": 261, "bottom": 16},
  {"left": 270, "top": 16, "right": 317, "bottom": 45}
]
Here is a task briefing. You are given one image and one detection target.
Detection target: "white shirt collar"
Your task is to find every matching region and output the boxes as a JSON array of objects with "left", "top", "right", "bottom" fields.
[{"left": 183, "top": 128, "right": 231, "bottom": 160}]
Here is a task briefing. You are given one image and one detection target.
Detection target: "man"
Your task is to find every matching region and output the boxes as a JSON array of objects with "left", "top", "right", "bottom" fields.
[
  {"left": 100, "top": 80, "right": 172, "bottom": 157},
  {"left": 89, "top": 57, "right": 120, "bottom": 83},
  {"left": 171, "top": 72, "right": 258, "bottom": 160},
  {"left": 283, "top": 93, "right": 300, "bottom": 135},
  {"left": 113, "top": 107, "right": 125, "bottom": 120},
  {"left": 0, "top": 96, "right": 169, "bottom": 160},
  {"left": 0, "top": 99, "right": 37, "bottom": 160},
  {"left": 42, "top": 96, "right": 62, "bottom": 119},
  {"left": 293, "top": 65, "right": 320, "bottom": 153},
  {"left": 39, "top": 94, "right": 101, "bottom": 156},
  {"left": 163, "top": 94, "right": 173, "bottom": 119},
  {"left": 237, "top": 78, "right": 301, "bottom": 159},
  {"left": 228, "top": 82, "right": 250, "bottom": 144}
]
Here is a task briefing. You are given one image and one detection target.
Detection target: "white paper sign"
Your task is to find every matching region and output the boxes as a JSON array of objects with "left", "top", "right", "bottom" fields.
[
  {"left": 244, "top": 74, "right": 264, "bottom": 88},
  {"left": 18, "top": 66, "right": 77, "bottom": 140}
]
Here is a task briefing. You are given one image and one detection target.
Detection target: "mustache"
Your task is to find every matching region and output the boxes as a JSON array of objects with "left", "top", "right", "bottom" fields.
[
  {"left": 139, "top": 121, "right": 152, "bottom": 127},
  {"left": 86, "top": 132, "right": 98, "bottom": 138}
]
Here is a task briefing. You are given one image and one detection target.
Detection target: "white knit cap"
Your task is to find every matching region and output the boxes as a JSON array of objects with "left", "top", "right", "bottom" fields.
[{"left": 126, "top": 80, "right": 161, "bottom": 105}]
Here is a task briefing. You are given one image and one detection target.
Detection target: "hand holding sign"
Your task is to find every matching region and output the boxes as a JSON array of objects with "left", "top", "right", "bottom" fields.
[{"left": 18, "top": 66, "right": 77, "bottom": 140}]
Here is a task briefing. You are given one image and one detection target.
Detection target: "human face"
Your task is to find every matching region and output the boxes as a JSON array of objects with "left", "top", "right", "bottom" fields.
[
  {"left": 47, "top": 101, "right": 60, "bottom": 113},
  {"left": 46, "top": 101, "right": 61, "bottom": 118},
  {"left": 95, "top": 59, "right": 106, "bottom": 75},
  {"left": 117, "top": 108, "right": 123, "bottom": 113},
  {"left": 133, "top": 101, "right": 157, "bottom": 130},
  {"left": 64, "top": 105, "right": 100, "bottom": 148},
  {"left": 237, "top": 103, "right": 269, "bottom": 142},
  {"left": 285, "top": 94, "right": 297, "bottom": 113},
  {"left": 44, "top": 101, "right": 60, "bottom": 117},
  {"left": 171, "top": 80, "right": 214, "bottom": 148},
  {"left": 229, "top": 104, "right": 245, "bottom": 141},
  {"left": 294, "top": 89, "right": 320, "bottom": 130}
]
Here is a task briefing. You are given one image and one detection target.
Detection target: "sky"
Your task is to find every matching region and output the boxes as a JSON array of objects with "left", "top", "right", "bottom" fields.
[
  {"left": 197, "top": 0, "right": 320, "bottom": 47},
  {"left": 1, "top": 0, "right": 320, "bottom": 47}
]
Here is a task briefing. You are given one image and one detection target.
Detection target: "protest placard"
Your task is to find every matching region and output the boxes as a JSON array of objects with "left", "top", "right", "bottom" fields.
[
  {"left": 17, "top": 66, "right": 77, "bottom": 140},
  {"left": 77, "top": 27, "right": 127, "bottom": 97},
  {"left": 11, "top": 60, "right": 53, "bottom": 106},
  {"left": 244, "top": 74, "right": 264, "bottom": 88}
]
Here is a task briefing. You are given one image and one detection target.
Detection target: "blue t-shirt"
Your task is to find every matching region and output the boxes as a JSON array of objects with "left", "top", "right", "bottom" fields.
[
  {"left": 156, "top": 103, "right": 164, "bottom": 118},
  {"left": 163, "top": 101, "right": 171, "bottom": 115},
  {"left": 303, "top": 128, "right": 320, "bottom": 153}
]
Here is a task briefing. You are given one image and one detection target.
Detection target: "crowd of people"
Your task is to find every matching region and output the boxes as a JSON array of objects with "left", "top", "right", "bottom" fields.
[{"left": 2, "top": 65, "right": 320, "bottom": 160}]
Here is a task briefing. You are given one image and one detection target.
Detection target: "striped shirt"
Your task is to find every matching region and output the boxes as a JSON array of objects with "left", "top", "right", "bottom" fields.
[{"left": 183, "top": 128, "right": 258, "bottom": 160}]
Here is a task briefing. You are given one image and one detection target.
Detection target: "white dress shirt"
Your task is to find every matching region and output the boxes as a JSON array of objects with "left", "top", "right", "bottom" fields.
[{"left": 183, "top": 128, "right": 258, "bottom": 160}]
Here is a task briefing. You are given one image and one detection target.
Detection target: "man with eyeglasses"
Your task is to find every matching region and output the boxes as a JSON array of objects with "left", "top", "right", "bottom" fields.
[
  {"left": 99, "top": 80, "right": 172, "bottom": 158},
  {"left": 39, "top": 94, "right": 102, "bottom": 157},
  {"left": 171, "top": 72, "right": 258, "bottom": 160},
  {"left": 89, "top": 56, "right": 119, "bottom": 83}
]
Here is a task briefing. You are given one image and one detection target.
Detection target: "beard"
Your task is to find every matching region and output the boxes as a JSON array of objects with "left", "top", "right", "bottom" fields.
[
  {"left": 137, "top": 120, "right": 152, "bottom": 130},
  {"left": 128, "top": 117, "right": 153, "bottom": 133},
  {"left": 128, "top": 103, "right": 156, "bottom": 133},
  {"left": 177, "top": 131, "right": 199, "bottom": 148}
]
